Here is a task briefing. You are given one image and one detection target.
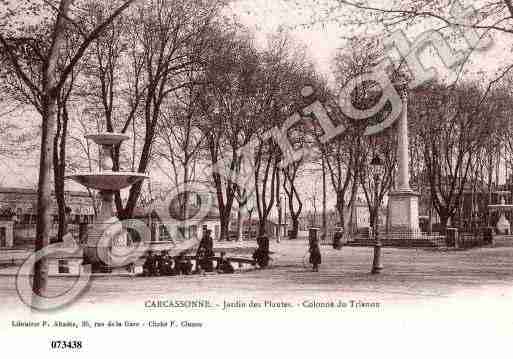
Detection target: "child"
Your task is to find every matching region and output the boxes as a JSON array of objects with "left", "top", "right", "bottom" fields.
[
  {"left": 217, "top": 251, "right": 235, "bottom": 274},
  {"left": 309, "top": 239, "right": 322, "bottom": 272}
]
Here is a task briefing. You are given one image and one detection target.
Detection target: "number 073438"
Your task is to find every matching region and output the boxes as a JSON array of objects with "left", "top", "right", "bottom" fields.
[{"left": 50, "top": 340, "right": 83, "bottom": 350}]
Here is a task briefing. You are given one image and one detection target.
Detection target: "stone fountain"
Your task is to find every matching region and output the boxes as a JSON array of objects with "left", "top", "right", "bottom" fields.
[
  {"left": 488, "top": 190, "right": 513, "bottom": 235},
  {"left": 66, "top": 133, "right": 149, "bottom": 269}
]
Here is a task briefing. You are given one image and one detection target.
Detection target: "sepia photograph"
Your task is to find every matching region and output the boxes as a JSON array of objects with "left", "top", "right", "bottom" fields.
[{"left": 1, "top": 0, "right": 512, "bottom": 357}]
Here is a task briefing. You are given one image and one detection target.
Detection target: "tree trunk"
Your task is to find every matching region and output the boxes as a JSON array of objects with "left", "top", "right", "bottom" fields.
[
  {"left": 248, "top": 209, "right": 254, "bottom": 241},
  {"left": 369, "top": 208, "right": 377, "bottom": 237},
  {"left": 290, "top": 217, "right": 299, "bottom": 239},
  {"left": 54, "top": 106, "right": 68, "bottom": 243},
  {"left": 336, "top": 192, "right": 354, "bottom": 242},
  {"left": 341, "top": 206, "right": 352, "bottom": 242},
  {"left": 321, "top": 157, "right": 327, "bottom": 241},
  {"left": 428, "top": 189, "right": 433, "bottom": 233},
  {"left": 236, "top": 206, "right": 243, "bottom": 242},
  {"left": 119, "top": 124, "right": 154, "bottom": 218},
  {"left": 276, "top": 169, "right": 282, "bottom": 243},
  {"left": 182, "top": 166, "right": 189, "bottom": 222},
  {"left": 54, "top": 174, "right": 66, "bottom": 242},
  {"left": 337, "top": 203, "right": 345, "bottom": 232},
  {"left": 34, "top": 96, "right": 59, "bottom": 300},
  {"left": 33, "top": 0, "right": 73, "bottom": 303},
  {"left": 439, "top": 211, "right": 450, "bottom": 232},
  {"left": 218, "top": 200, "right": 232, "bottom": 242},
  {"left": 258, "top": 218, "right": 267, "bottom": 237},
  {"left": 219, "top": 215, "right": 230, "bottom": 242}
]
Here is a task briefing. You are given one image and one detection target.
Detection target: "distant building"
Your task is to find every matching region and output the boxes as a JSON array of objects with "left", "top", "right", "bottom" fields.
[
  {"left": 0, "top": 187, "right": 95, "bottom": 248},
  {"left": 230, "top": 217, "right": 282, "bottom": 239},
  {"left": 417, "top": 180, "right": 510, "bottom": 232},
  {"left": 133, "top": 192, "right": 222, "bottom": 242},
  {"left": 295, "top": 200, "right": 386, "bottom": 236}
]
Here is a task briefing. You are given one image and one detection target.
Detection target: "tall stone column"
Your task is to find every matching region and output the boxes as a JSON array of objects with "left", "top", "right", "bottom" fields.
[
  {"left": 396, "top": 84, "right": 411, "bottom": 191},
  {"left": 388, "top": 82, "right": 420, "bottom": 233}
]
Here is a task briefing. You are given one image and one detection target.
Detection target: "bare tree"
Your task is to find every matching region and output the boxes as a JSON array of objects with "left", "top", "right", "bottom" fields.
[
  {"left": 282, "top": 150, "right": 305, "bottom": 239},
  {"left": 197, "top": 30, "right": 262, "bottom": 240},
  {"left": 154, "top": 69, "right": 205, "bottom": 220},
  {"left": 0, "top": 0, "right": 135, "bottom": 302},
  {"left": 252, "top": 34, "right": 316, "bottom": 237},
  {"left": 409, "top": 80, "right": 496, "bottom": 229},
  {"left": 80, "top": 0, "right": 225, "bottom": 219},
  {"left": 317, "top": 37, "right": 380, "bottom": 242},
  {"left": 359, "top": 131, "right": 397, "bottom": 234}
]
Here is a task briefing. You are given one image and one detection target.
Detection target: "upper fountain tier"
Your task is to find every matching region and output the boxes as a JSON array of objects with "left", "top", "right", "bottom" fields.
[
  {"left": 84, "top": 132, "right": 130, "bottom": 146},
  {"left": 66, "top": 132, "right": 148, "bottom": 191}
]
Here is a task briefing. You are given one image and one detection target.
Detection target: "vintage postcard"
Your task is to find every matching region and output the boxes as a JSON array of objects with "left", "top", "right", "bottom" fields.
[{"left": 1, "top": 0, "right": 512, "bottom": 357}]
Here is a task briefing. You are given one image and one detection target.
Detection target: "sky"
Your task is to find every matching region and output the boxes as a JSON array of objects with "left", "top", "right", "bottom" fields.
[
  {"left": 0, "top": 0, "right": 348, "bottom": 192},
  {"left": 226, "top": 0, "right": 343, "bottom": 75}
]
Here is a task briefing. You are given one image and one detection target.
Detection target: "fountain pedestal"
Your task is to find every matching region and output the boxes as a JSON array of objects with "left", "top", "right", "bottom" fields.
[
  {"left": 488, "top": 191, "right": 513, "bottom": 235},
  {"left": 82, "top": 191, "right": 127, "bottom": 267},
  {"left": 496, "top": 213, "right": 510, "bottom": 235}
]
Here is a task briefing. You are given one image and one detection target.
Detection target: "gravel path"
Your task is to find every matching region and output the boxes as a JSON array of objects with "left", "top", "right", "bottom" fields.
[{"left": 1, "top": 240, "right": 513, "bottom": 310}]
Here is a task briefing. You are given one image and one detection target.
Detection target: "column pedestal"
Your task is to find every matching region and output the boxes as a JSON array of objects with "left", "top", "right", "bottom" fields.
[{"left": 388, "top": 189, "right": 420, "bottom": 233}]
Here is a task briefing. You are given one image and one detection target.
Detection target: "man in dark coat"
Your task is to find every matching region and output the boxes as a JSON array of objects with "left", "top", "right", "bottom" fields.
[
  {"left": 197, "top": 229, "right": 214, "bottom": 272},
  {"left": 333, "top": 231, "right": 343, "bottom": 249}
]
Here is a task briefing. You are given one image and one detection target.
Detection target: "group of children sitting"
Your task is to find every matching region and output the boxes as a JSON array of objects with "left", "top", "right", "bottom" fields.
[
  {"left": 142, "top": 251, "right": 191, "bottom": 276},
  {"left": 142, "top": 229, "right": 235, "bottom": 276},
  {"left": 141, "top": 250, "right": 235, "bottom": 276}
]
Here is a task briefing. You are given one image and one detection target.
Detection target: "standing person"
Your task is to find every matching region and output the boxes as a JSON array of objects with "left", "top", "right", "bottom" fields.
[
  {"left": 205, "top": 229, "right": 214, "bottom": 253},
  {"left": 197, "top": 229, "right": 214, "bottom": 272},
  {"left": 197, "top": 226, "right": 210, "bottom": 249},
  {"left": 333, "top": 230, "right": 343, "bottom": 249},
  {"left": 309, "top": 238, "right": 322, "bottom": 272}
]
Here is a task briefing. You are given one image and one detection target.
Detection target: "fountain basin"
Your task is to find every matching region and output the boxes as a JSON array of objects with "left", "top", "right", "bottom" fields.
[
  {"left": 65, "top": 172, "right": 149, "bottom": 191},
  {"left": 85, "top": 133, "right": 130, "bottom": 146}
]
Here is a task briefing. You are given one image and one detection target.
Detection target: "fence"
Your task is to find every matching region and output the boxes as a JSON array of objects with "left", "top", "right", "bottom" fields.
[
  {"left": 342, "top": 227, "right": 492, "bottom": 249},
  {"left": 344, "top": 231, "right": 446, "bottom": 248},
  {"left": 457, "top": 231, "right": 492, "bottom": 249}
]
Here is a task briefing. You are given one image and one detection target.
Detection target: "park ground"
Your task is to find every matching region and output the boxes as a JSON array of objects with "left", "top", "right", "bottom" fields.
[{"left": 1, "top": 238, "right": 513, "bottom": 312}]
